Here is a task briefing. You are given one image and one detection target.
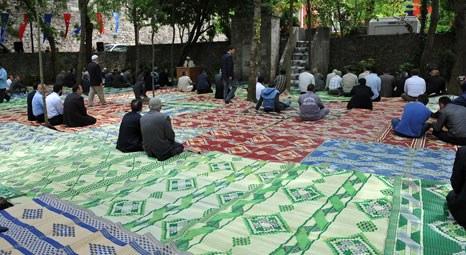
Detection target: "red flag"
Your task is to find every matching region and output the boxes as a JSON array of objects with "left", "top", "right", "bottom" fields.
[
  {"left": 63, "top": 13, "right": 71, "bottom": 38},
  {"left": 96, "top": 12, "right": 104, "bottom": 34},
  {"left": 18, "top": 14, "right": 29, "bottom": 41}
]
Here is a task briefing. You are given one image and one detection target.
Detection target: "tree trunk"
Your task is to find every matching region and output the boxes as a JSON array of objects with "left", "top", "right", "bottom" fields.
[
  {"left": 448, "top": 1, "right": 466, "bottom": 94},
  {"left": 420, "top": 0, "right": 439, "bottom": 74},
  {"left": 77, "top": 0, "right": 88, "bottom": 84},
  {"left": 420, "top": 0, "right": 429, "bottom": 35},
  {"left": 170, "top": 23, "right": 176, "bottom": 80},
  {"left": 364, "top": 0, "right": 375, "bottom": 25},
  {"left": 85, "top": 15, "right": 93, "bottom": 64},
  {"left": 29, "top": 21, "right": 34, "bottom": 53},
  {"left": 133, "top": 6, "right": 140, "bottom": 76},
  {"left": 151, "top": 25, "right": 155, "bottom": 96},
  {"left": 248, "top": 0, "right": 261, "bottom": 102},
  {"left": 306, "top": 0, "right": 312, "bottom": 68},
  {"left": 48, "top": 33, "right": 57, "bottom": 82},
  {"left": 285, "top": 0, "right": 294, "bottom": 91},
  {"left": 34, "top": 0, "right": 47, "bottom": 125}
]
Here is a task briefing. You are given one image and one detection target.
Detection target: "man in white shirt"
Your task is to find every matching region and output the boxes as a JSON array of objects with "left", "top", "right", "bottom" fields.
[
  {"left": 328, "top": 70, "right": 343, "bottom": 96},
  {"left": 183, "top": 56, "right": 195, "bottom": 68},
  {"left": 365, "top": 68, "right": 382, "bottom": 101},
  {"left": 402, "top": 69, "right": 426, "bottom": 101},
  {"left": 359, "top": 68, "right": 370, "bottom": 79},
  {"left": 256, "top": 76, "right": 266, "bottom": 101},
  {"left": 298, "top": 66, "right": 315, "bottom": 94},
  {"left": 342, "top": 68, "right": 358, "bottom": 96},
  {"left": 46, "top": 84, "right": 64, "bottom": 126},
  {"left": 6, "top": 75, "right": 12, "bottom": 90},
  {"left": 177, "top": 72, "right": 193, "bottom": 92},
  {"left": 325, "top": 69, "right": 337, "bottom": 90}
]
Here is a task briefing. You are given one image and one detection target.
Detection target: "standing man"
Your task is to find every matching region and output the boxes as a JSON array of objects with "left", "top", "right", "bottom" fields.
[
  {"left": 87, "top": 55, "right": 106, "bottom": 106},
  {"left": 0, "top": 63, "right": 10, "bottom": 103},
  {"left": 222, "top": 47, "right": 236, "bottom": 104}
]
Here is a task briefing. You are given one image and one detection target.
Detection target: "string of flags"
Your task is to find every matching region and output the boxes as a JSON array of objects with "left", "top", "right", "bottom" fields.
[{"left": 10, "top": 11, "right": 121, "bottom": 43}]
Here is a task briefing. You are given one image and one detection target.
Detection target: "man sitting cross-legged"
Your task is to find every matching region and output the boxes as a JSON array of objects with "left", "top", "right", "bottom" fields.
[
  {"left": 446, "top": 147, "right": 466, "bottom": 228},
  {"left": 347, "top": 78, "right": 374, "bottom": 110},
  {"left": 117, "top": 99, "right": 144, "bottom": 153},
  {"left": 45, "top": 84, "right": 64, "bottom": 126},
  {"left": 391, "top": 94, "right": 432, "bottom": 138},
  {"left": 299, "top": 84, "right": 329, "bottom": 121},
  {"left": 63, "top": 85, "right": 97, "bottom": 127},
  {"left": 140, "top": 97, "right": 184, "bottom": 161},
  {"left": 432, "top": 96, "right": 466, "bottom": 145},
  {"left": 255, "top": 84, "right": 289, "bottom": 113}
]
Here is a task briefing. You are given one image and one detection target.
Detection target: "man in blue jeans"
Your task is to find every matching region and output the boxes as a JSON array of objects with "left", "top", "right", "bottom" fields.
[
  {"left": 392, "top": 94, "right": 432, "bottom": 138},
  {"left": 221, "top": 47, "right": 237, "bottom": 104}
]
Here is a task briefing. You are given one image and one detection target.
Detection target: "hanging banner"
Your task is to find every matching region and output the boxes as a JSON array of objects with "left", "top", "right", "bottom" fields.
[
  {"left": 19, "top": 14, "right": 29, "bottom": 41},
  {"left": 96, "top": 12, "right": 104, "bottom": 34},
  {"left": 63, "top": 12, "right": 71, "bottom": 38},
  {"left": 0, "top": 12, "right": 9, "bottom": 44},
  {"left": 112, "top": 12, "right": 119, "bottom": 34},
  {"left": 43, "top": 13, "right": 53, "bottom": 43}
]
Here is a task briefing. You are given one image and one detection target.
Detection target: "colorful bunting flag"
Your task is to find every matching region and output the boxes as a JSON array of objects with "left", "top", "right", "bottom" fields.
[
  {"left": 18, "top": 14, "right": 29, "bottom": 41},
  {"left": 63, "top": 13, "right": 71, "bottom": 38},
  {"left": 0, "top": 12, "right": 9, "bottom": 43},
  {"left": 43, "top": 13, "right": 52, "bottom": 43},
  {"left": 96, "top": 12, "right": 104, "bottom": 34},
  {"left": 112, "top": 12, "right": 119, "bottom": 34}
]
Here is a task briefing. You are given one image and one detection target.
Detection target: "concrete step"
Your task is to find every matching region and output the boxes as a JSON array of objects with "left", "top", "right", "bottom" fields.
[
  {"left": 294, "top": 47, "right": 308, "bottom": 53},
  {"left": 296, "top": 41, "right": 309, "bottom": 47},
  {"left": 291, "top": 59, "right": 308, "bottom": 66},
  {"left": 292, "top": 54, "right": 308, "bottom": 61}
]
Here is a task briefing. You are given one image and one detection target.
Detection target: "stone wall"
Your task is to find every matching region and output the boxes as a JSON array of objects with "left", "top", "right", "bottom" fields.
[
  {"left": 231, "top": 11, "right": 281, "bottom": 82},
  {"left": 328, "top": 33, "right": 456, "bottom": 74},
  {"left": 0, "top": 42, "right": 229, "bottom": 85}
]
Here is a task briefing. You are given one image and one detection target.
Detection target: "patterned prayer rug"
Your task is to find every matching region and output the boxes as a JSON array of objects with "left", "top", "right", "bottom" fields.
[
  {"left": 0, "top": 122, "right": 462, "bottom": 254},
  {"left": 0, "top": 194, "right": 183, "bottom": 254},
  {"left": 386, "top": 178, "right": 466, "bottom": 255},
  {"left": 301, "top": 139, "right": 456, "bottom": 181}
]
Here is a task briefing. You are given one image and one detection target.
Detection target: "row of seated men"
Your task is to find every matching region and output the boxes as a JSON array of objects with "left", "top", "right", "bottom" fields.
[
  {"left": 27, "top": 84, "right": 96, "bottom": 127},
  {"left": 254, "top": 74, "right": 466, "bottom": 146},
  {"left": 27, "top": 83, "right": 183, "bottom": 161}
]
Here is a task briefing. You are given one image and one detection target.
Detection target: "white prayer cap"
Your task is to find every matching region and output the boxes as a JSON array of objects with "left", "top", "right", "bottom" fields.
[{"left": 91, "top": 55, "right": 99, "bottom": 61}]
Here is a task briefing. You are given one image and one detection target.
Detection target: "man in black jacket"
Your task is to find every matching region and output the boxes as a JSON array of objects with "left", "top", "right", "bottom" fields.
[
  {"left": 87, "top": 55, "right": 106, "bottom": 106},
  {"left": 447, "top": 147, "right": 466, "bottom": 228},
  {"left": 347, "top": 78, "right": 374, "bottom": 110},
  {"left": 27, "top": 83, "right": 38, "bottom": 121},
  {"left": 116, "top": 99, "right": 144, "bottom": 153},
  {"left": 63, "top": 85, "right": 96, "bottom": 127},
  {"left": 221, "top": 47, "right": 236, "bottom": 104}
]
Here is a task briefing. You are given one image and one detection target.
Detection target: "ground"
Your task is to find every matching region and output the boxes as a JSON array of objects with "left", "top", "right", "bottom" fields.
[{"left": 0, "top": 86, "right": 463, "bottom": 254}]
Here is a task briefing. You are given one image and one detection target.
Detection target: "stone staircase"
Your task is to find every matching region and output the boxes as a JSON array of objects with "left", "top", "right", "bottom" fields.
[{"left": 290, "top": 41, "right": 309, "bottom": 86}]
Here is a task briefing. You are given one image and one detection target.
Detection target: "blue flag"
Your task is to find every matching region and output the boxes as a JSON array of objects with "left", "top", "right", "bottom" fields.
[
  {"left": 0, "top": 12, "right": 9, "bottom": 44},
  {"left": 113, "top": 12, "right": 120, "bottom": 34},
  {"left": 43, "top": 13, "right": 53, "bottom": 43}
]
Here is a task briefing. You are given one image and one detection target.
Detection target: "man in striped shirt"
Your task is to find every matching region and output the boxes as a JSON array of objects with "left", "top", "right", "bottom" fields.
[{"left": 273, "top": 70, "right": 287, "bottom": 94}]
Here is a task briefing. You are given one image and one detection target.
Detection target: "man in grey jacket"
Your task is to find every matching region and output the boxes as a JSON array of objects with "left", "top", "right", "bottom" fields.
[
  {"left": 140, "top": 97, "right": 184, "bottom": 161},
  {"left": 298, "top": 84, "right": 330, "bottom": 121},
  {"left": 433, "top": 96, "right": 466, "bottom": 145}
]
